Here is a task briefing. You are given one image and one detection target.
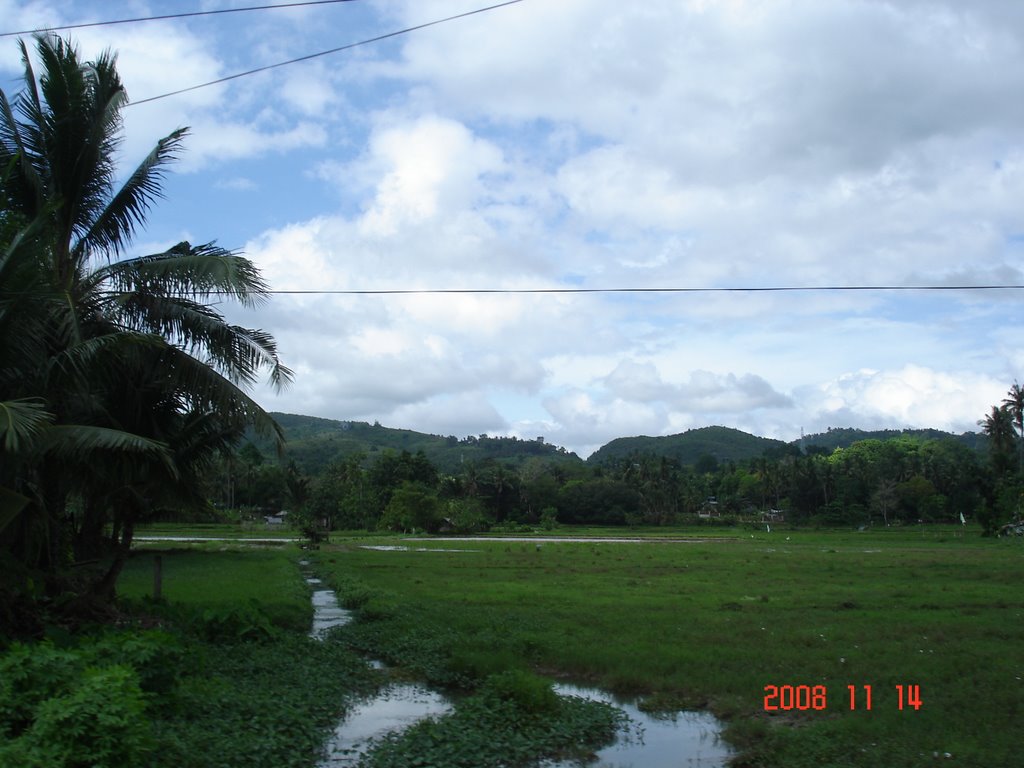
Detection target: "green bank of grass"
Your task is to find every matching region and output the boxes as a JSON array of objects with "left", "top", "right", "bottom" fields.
[
  {"left": 118, "top": 547, "right": 312, "bottom": 631},
  {"left": 318, "top": 528, "right": 1023, "bottom": 768},
  {"left": 134, "top": 521, "right": 299, "bottom": 539}
]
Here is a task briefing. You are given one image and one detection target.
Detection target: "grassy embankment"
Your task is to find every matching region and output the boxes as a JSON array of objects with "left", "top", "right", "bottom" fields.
[{"left": 312, "top": 527, "right": 1022, "bottom": 768}]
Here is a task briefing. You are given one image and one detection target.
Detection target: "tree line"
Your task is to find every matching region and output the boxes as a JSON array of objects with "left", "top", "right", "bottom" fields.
[{"left": 227, "top": 384, "right": 1024, "bottom": 535}]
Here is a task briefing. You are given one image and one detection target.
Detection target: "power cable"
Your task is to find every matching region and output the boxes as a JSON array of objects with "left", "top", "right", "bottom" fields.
[
  {"left": 211, "top": 285, "right": 1024, "bottom": 295},
  {"left": 128, "top": 0, "right": 525, "bottom": 106},
  {"left": 0, "top": 1, "right": 361, "bottom": 38}
]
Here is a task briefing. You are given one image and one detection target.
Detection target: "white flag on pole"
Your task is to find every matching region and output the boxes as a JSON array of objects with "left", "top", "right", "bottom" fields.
[{"left": 959, "top": 512, "right": 966, "bottom": 526}]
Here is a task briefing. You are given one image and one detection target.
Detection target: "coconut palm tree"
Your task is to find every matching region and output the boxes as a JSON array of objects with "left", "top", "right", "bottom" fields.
[
  {"left": 1002, "top": 382, "right": 1024, "bottom": 474},
  {"left": 979, "top": 405, "right": 1015, "bottom": 476},
  {"left": 0, "top": 35, "right": 290, "bottom": 596}
]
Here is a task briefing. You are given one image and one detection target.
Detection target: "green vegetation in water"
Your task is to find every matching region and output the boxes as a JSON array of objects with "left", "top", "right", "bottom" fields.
[
  {"left": 317, "top": 529, "right": 1024, "bottom": 768},
  {"left": 359, "top": 670, "right": 628, "bottom": 768}
]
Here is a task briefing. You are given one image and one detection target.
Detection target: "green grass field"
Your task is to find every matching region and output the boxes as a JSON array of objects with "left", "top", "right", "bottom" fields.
[
  {"left": 114, "top": 528, "right": 1024, "bottom": 767},
  {"left": 118, "top": 547, "right": 312, "bottom": 631},
  {"left": 313, "top": 528, "right": 1023, "bottom": 768},
  {"left": 133, "top": 521, "right": 300, "bottom": 539}
]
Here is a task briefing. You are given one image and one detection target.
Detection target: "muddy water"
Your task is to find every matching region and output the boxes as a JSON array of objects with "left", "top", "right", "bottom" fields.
[{"left": 303, "top": 564, "right": 731, "bottom": 768}]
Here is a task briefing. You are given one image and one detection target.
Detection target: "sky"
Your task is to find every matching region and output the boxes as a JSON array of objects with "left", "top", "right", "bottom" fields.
[{"left": 2, "top": 0, "right": 1024, "bottom": 458}]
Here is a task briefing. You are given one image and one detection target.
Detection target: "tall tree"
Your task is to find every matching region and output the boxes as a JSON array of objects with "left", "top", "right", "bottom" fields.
[
  {"left": 980, "top": 405, "right": 1015, "bottom": 477},
  {"left": 0, "top": 35, "right": 290, "bottom": 601},
  {"left": 1002, "top": 382, "right": 1024, "bottom": 474}
]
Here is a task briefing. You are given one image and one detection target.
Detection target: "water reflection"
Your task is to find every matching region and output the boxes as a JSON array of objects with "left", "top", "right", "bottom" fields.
[
  {"left": 306, "top": 575, "right": 352, "bottom": 638},
  {"left": 319, "top": 684, "right": 451, "bottom": 766},
  {"left": 549, "top": 684, "right": 732, "bottom": 768}
]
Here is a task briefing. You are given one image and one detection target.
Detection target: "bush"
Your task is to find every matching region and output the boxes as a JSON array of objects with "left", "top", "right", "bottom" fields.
[
  {"left": 445, "top": 498, "right": 488, "bottom": 534},
  {"left": 379, "top": 482, "right": 442, "bottom": 533},
  {"left": 0, "top": 644, "right": 151, "bottom": 768},
  {"left": 192, "top": 602, "right": 277, "bottom": 642},
  {"left": 479, "top": 670, "right": 560, "bottom": 716},
  {"left": 89, "top": 630, "right": 183, "bottom": 696}
]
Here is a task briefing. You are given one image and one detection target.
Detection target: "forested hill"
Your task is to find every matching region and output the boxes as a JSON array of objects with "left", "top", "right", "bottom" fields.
[
  {"left": 587, "top": 426, "right": 791, "bottom": 467},
  {"left": 798, "top": 427, "right": 985, "bottom": 453},
  {"left": 258, "top": 415, "right": 986, "bottom": 475},
  {"left": 260, "top": 413, "right": 582, "bottom": 474}
]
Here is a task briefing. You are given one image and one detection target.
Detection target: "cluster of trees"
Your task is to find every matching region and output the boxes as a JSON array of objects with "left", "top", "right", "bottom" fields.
[
  {"left": 977, "top": 383, "right": 1024, "bottom": 532},
  {"left": 0, "top": 36, "right": 287, "bottom": 616},
  {"left": 227, "top": 422, "right": 1006, "bottom": 534},
  {"left": 227, "top": 384, "right": 1024, "bottom": 536}
]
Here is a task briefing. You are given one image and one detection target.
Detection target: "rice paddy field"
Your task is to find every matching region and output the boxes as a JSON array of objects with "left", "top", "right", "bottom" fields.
[{"left": 120, "top": 527, "right": 1024, "bottom": 767}]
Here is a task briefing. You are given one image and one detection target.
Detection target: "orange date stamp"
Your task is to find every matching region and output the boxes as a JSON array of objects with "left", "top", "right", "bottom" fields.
[{"left": 763, "top": 684, "right": 922, "bottom": 711}]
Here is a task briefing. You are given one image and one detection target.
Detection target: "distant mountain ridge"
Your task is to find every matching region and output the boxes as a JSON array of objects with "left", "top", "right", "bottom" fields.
[
  {"left": 587, "top": 426, "right": 791, "bottom": 466},
  {"left": 258, "top": 413, "right": 984, "bottom": 473},
  {"left": 798, "top": 427, "right": 984, "bottom": 453},
  {"left": 259, "top": 413, "right": 581, "bottom": 474}
]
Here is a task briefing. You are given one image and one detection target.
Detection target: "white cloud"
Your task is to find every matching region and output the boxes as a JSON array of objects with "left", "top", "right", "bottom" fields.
[
  {"left": 354, "top": 115, "right": 504, "bottom": 237},
  {"left": 6, "top": 0, "right": 1024, "bottom": 456},
  {"left": 801, "top": 366, "right": 1007, "bottom": 434}
]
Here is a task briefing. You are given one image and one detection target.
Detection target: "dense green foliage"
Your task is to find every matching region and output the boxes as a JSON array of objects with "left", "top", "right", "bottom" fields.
[
  {"left": 0, "top": 619, "right": 380, "bottom": 768},
  {"left": 319, "top": 530, "right": 1023, "bottom": 767},
  {"left": 231, "top": 423, "right": 1010, "bottom": 534},
  {"left": 0, "top": 636, "right": 159, "bottom": 768},
  {"left": 799, "top": 426, "right": 985, "bottom": 453}
]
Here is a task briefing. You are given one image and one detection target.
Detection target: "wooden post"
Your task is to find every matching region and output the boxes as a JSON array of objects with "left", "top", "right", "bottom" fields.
[{"left": 153, "top": 554, "right": 163, "bottom": 600}]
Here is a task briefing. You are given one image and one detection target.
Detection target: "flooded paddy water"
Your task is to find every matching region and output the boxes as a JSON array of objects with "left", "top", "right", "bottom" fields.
[{"left": 302, "top": 560, "right": 733, "bottom": 768}]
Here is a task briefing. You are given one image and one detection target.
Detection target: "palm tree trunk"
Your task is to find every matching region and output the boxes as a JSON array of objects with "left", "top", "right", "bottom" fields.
[{"left": 91, "top": 516, "right": 134, "bottom": 600}]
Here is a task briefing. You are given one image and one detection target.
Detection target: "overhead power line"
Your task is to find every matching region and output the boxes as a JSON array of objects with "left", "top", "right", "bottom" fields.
[
  {"left": 128, "top": 0, "right": 526, "bottom": 106},
  {"left": 0, "top": 1, "right": 360, "bottom": 38},
  {"left": 219, "top": 285, "right": 1024, "bottom": 295}
]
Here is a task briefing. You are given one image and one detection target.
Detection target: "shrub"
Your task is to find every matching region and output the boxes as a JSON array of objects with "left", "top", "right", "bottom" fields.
[
  {"left": 479, "top": 670, "right": 560, "bottom": 716},
  {"left": 0, "top": 644, "right": 151, "bottom": 768}
]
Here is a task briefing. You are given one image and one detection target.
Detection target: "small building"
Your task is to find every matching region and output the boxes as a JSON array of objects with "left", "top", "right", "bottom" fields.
[
  {"left": 264, "top": 510, "right": 288, "bottom": 526},
  {"left": 698, "top": 497, "right": 720, "bottom": 518}
]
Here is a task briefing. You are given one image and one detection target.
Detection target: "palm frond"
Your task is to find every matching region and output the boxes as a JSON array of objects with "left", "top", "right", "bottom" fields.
[
  {"left": 98, "top": 287, "right": 291, "bottom": 390},
  {"left": 0, "top": 84, "right": 45, "bottom": 215},
  {"left": 43, "top": 331, "right": 164, "bottom": 396},
  {"left": 36, "top": 424, "right": 174, "bottom": 472},
  {"left": 0, "top": 398, "right": 54, "bottom": 453},
  {"left": 161, "top": 346, "right": 285, "bottom": 449},
  {"left": 98, "top": 242, "right": 269, "bottom": 304},
  {"left": 79, "top": 127, "right": 187, "bottom": 258}
]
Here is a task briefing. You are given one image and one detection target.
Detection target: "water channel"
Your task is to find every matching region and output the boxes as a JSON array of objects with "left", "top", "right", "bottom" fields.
[{"left": 302, "top": 562, "right": 733, "bottom": 767}]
